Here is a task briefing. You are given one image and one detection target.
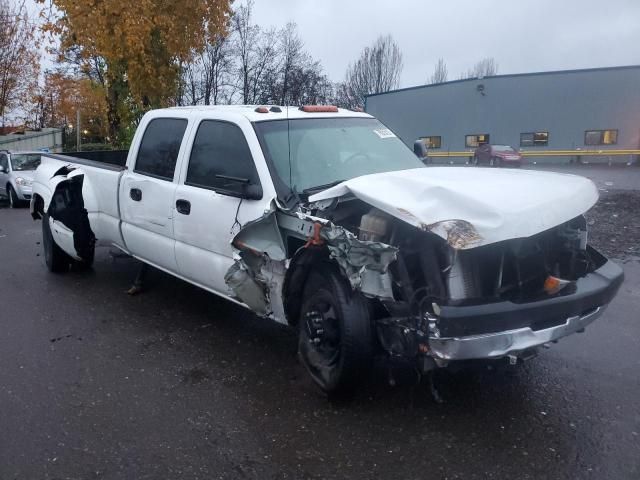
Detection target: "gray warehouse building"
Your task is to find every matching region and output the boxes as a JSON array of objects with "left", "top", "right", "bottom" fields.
[{"left": 365, "top": 65, "right": 640, "bottom": 164}]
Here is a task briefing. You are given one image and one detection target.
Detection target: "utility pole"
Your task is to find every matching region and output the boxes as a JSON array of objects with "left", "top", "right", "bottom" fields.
[{"left": 76, "top": 110, "right": 81, "bottom": 151}]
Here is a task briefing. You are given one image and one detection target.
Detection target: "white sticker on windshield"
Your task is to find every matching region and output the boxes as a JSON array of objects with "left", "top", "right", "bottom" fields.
[{"left": 373, "top": 128, "right": 396, "bottom": 139}]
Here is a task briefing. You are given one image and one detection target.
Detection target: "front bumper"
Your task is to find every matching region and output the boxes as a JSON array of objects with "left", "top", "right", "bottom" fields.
[
  {"left": 429, "top": 306, "right": 604, "bottom": 360},
  {"left": 16, "top": 185, "right": 32, "bottom": 200},
  {"left": 429, "top": 258, "right": 623, "bottom": 361}
]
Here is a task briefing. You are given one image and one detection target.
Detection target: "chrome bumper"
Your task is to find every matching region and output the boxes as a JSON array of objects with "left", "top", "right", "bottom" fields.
[{"left": 429, "top": 306, "right": 605, "bottom": 361}]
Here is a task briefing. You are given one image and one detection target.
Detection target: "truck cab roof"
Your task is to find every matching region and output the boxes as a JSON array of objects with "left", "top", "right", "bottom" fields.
[{"left": 165, "top": 105, "right": 373, "bottom": 122}]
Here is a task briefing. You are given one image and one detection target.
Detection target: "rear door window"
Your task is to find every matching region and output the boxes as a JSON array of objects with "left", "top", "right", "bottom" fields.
[
  {"left": 186, "top": 120, "right": 261, "bottom": 197},
  {"left": 135, "top": 118, "right": 188, "bottom": 180}
]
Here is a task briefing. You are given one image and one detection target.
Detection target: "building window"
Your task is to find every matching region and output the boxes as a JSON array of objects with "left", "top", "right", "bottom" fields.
[
  {"left": 585, "top": 129, "right": 618, "bottom": 146},
  {"left": 419, "top": 136, "right": 442, "bottom": 149},
  {"left": 465, "top": 134, "right": 490, "bottom": 148},
  {"left": 520, "top": 132, "right": 549, "bottom": 147}
]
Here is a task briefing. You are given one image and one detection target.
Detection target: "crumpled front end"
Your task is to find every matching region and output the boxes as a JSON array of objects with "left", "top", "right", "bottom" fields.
[
  {"left": 224, "top": 169, "right": 623, "bottom": 372},
  {"left": 304, "top": 187, "right": 622, "bottom": 370}
]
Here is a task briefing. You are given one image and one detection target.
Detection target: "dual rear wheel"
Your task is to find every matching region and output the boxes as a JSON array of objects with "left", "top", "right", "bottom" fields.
[{"left": 41, "top": 213, "right": 94, "bottom": 273}]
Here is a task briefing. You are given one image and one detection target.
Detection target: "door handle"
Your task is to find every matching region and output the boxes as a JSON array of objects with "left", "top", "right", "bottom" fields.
[
  {"left": 130, "top": 188, "right": 142, "bottom": 201},
  {"left": 176, "top": 199, "right": 191, "bottom": 215}
]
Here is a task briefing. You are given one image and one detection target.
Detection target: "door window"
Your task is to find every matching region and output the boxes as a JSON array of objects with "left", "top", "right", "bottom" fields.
[
  {"left": 186, "top": 120, "right": 261, "bottom": 197},
  {"left": 0, "top": 154, "right": 8, "bottom": 171},
  {"left": 135, "top": 118, "right": 188, "bottom": 180}
]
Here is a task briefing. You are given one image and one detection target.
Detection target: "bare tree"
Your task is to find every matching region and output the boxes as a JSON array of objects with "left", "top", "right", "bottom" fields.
[
  {"left": 342, "top": 34, "right": 403, "bottom": 109},
  {"left": 230, "top": 0, "right": 259, "bottom": 104},
  {"left": 176, "top": 2, "right": 333, "bottom": 108},
  {"left": 0, "top": 0, "right": 40, "bottom": 127},
  {"left": 202, "top": 33, "right": 233, "bottom": 105},
  {"left": 278, "top": 22, "right": 304, "bottom": 105},
  {"left": 176, "top": 58, "right": 200, "bottom": 106},
  {"left": 429, "top": 58, "right": 448, "bottom": 84},
  {"left": 248, "top": 27, "right": 279, "bottom": 104},
  {"left": 462, "top": 57, "right": 499, "bottom": 79},
  {"left": 230, "top": 1, "right": 280, "bottom": 104}
]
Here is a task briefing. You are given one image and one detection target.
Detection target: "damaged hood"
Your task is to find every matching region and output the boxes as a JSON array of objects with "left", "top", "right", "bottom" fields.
[{"left": 309, "top": 167, "right": 598, "bottom": 249}]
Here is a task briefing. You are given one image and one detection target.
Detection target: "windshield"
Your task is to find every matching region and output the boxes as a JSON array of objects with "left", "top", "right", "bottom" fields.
[
  {"left": 254, "top": 117, "right": 424, "bottom": 192},
  {"left": 492, "top": 145, "right": 516, "bottom": 152},
  {"left": 10, "top": 154, "right": 41, "bottom": 171}
]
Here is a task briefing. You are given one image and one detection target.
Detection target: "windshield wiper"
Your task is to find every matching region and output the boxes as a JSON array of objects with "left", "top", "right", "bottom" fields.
[{"left": 302, "top": 179, "right": 346, "bottom": 195}]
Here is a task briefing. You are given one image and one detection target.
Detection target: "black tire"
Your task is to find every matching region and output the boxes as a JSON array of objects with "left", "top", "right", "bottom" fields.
[
  {"left": 42, "top": 213, "right": 72, "bottom": 273},
  {"left": 8, "top": 185, "right": 20, "bottom": 208},
  {"left": 298, "top": 264, "right": 373, "bottom": 395}
]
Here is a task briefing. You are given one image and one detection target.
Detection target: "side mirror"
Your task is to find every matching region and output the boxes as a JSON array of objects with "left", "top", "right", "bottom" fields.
[
  {"left": 242, "top": 183, "right": 263, "bottom": 200},
  {"left": 214, "top": 174, "right": 263, "bottom": 200},
  {"left": 0, "top": 167, "right": 7, "bottom": 174}
]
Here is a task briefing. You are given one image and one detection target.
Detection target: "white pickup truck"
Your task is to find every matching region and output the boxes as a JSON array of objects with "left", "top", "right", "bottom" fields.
[{"left": 31, "top": 105, "right": 623, "bottom": 395}]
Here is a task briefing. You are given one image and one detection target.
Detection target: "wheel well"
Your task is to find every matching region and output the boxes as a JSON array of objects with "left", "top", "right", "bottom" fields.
[
  {"left": 283, "top": 246, "right": 334, "bottom": 326},
  {"left": 31, "top": 193, "right": 45, "bottom": 219},
  {"left": 47, "top": 176, "right": 95, "bottom": 262}
]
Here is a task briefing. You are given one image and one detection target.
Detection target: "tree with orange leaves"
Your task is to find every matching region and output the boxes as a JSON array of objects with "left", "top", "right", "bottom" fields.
[
  {"left": 28, "top": 72, "right": 108, "bottom": 140},
  {"left": 38, "top": 0, "right": 231, "bottom": 143}
]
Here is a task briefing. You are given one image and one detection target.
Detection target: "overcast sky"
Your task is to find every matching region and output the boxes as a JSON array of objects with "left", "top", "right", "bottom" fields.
[
  {"left": 251, "top": 0, "right": 640, "bottom": 87},
  {"left": 26, "top": 0, "right": 640, "bottom": 89}
]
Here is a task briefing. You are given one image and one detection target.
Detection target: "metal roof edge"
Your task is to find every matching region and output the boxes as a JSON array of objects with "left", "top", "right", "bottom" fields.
[{"left": 364, "top": 64, "right": 640, "bottom": 99}]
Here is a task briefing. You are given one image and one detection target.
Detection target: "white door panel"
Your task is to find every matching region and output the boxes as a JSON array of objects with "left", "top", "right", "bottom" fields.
[
  {"left": 173, "top": 240, "right": 234, "bottom": 294},
  {"left": 119, "top": 172, "right": 179, "bottom": 272},
  {"left": 173, "top": 186, "right": 265, "bottom": 294},
  {"left": 121, "top": 222, "right": 177, "bottom": 270}
]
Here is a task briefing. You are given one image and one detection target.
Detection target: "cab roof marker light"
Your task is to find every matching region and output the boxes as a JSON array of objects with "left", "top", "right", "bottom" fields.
[
  {"left": 254, "top": 106, "right": 269, "bottom": 113},
  {"left": 299, "top": 105, "right": 339, "bottom": 113}
]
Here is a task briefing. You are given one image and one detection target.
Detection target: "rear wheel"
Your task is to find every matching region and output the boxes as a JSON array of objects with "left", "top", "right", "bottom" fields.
[
  {"left": 42, "top": 213, "right": 72, "bottom": 273},
  {"left": 298, "top": 264, "right": 373, "bottom": 395}
]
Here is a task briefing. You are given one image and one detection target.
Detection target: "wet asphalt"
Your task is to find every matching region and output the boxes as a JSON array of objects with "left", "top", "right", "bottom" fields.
[{"left": 0, "top": 171, "right": 639, "bottom": 479}]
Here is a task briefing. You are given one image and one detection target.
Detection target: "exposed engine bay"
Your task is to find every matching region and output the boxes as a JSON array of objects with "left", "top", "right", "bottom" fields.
[
  {"left": 227, "top": 186, "right": 621, "bottom": 376},
  {"left": 302, "top": 197, "right": 608, "bottom": 361}
]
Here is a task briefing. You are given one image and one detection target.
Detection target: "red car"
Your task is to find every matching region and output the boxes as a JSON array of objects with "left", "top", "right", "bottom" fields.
[{"left": 472, "top": 144, "right": 523, "bottom": 167}]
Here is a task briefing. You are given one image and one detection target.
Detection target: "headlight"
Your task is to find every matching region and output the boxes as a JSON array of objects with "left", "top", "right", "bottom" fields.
[{"left": 15, "top": 177, "right": 32, "bottom": 187}]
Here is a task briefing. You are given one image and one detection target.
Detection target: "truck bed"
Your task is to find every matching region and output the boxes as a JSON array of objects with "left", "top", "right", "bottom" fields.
[
  {"left": 32, "top": 151, "right": 129, "bottom": 254},
  {"left": 43, "top": 150, "right": 128, "bottom": 171}
]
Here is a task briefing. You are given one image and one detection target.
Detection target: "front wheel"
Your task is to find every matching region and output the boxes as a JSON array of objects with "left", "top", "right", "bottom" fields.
[
  {"left": 298, "top": 264, "right": 373, "bottom": 395},
  {"left": 42, "top": 213, "right": 72, "bottom": 273},
  {"left": 8, "top": 185, "right": 20, "bottom": 208}
]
